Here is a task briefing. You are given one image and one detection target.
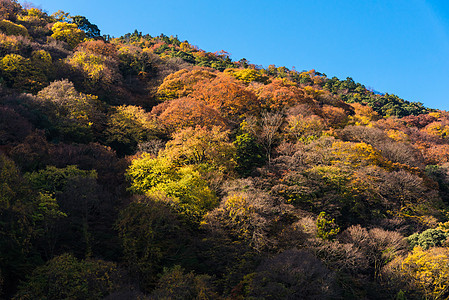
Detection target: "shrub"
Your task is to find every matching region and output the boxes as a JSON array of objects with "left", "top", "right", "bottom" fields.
[{"left": 0, "top": 19, "right": 28, "bottom": 36}]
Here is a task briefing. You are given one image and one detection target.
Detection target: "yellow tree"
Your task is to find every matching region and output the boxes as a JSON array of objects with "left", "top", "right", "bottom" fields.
[
  {"left": 0, "top": 19, "right": 28, "bottom": 36},
  {"left": 0, "top": 52, "right": 50, "bottom": 93},
  {"left": 105, "top": 105, "right": 157, "bottom": 155},
  {"left": 285, "top": 114, "right": 325, "bottom": 142},
  {"left": 392, "top": 247, "right": 449, "bottom": 299},
  {"left": 66, "top": 50, "right": 121, "bottom": 87},
  {"left": 224, "top": 68, "right": 268, "bottom": 83},
  {"left": 126, "top": 154, "right": 218, "bottom": 225},
  {"left": 348, "top": 103, "right": 380, "bottom": 126},
  {"left": 51, "top": 22, "right": 85, "bottom": 49},
  {"left": 163, "top": 126, "right": 236, "bottom": 175}
]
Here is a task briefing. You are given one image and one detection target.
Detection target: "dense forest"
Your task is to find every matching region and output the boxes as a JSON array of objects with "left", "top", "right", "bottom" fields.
[{"left": 1, "top": 0, "right": 449, "bottom": 299}]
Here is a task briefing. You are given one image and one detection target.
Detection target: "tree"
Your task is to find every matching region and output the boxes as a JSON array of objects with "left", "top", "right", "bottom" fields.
[
  {"left": 234, "top": 129, "right": 266, "bottom": 176},
  {"left": 13, "top": 253, "right": 124, "bottom": 300},
  {"left": 151, "top": 265, "right": 218, "bottom": 299},
  {"left": 155, "top": 67, "right": 217, "bottom": 101},
  {"left": 0, "top": 154, "right": 36, "bottom": 290},
  {"left": 321, "top": 105, "right": 349, "bottom": 128},
  {"left": 0, "top": 106, "right": 33, "bottom": 146},
  {"left": 126, "top": 154, "right": 218, "bottom": 225},
  {"left": 51, "top": 21, "right": 86, "bottom": 49},
  {"left": 407, "top": 228, "right": 448, "bottom": 250},
  {"left": 31, "top": 50, "right": 53, "bottom": 78},
  {"left": 0, "top": 154, "right": 65, "bottom": 296},
  {"left": 401, "top": 113, "right": 437, "bottom": 129},
  {"left": 71, "top": 15, "right": 100, "bottom": 38},
  {"left": 16, "top": 8, "right": 51, "bottom": 39},
  {"left": 340, "top": 225, "right": 407, "bottom": 280},
  {"left": 75, "top": 40, "right": 117, "bottom": 59},
  {"left": 26, "top": 165, "right": 100, "bottom": 257},
  {"left": 202, "top": 179, "right": 284, "bottom": 251},
  {"left": 224, "top": 68, "right": 268, "bottom": 83},
  {"left": 46, "top": 142, "right": 124, "bottom": 187},
  {"left": 285, "top": 114, "right": 324, "bottom": 143},
  {"left": 163, "top": 126, "right": 236, "bottom": 174},
  {"left": 104, "top": 105, "right": 157, "bottom": 156},
  {"left": 255, "top": 78, "right": 313, "bottom": 111},
  {"left": 9, "top": 131, "right": 51, "bottom": 172},
  {"left": 260, "top": 111, "right": 284, "bottom": 164},
  {"left": 0, "top": 0, "right": 22, "bottom": 21},
  {"left": 388, "top": 247, "right": 449, "bottom": 299},
  {"left": 36, "top": 79, "right": 105, "bottom": 143},
  {"left": 316, "top": 211, "right": 340, "bottom": 241},
  {"left": 116, "top": 44, "right": 155, "bottom": 81},
  {"left": 191, "top": 73, "right": 260, "bottom": 121},
  {"left": 424, "top": 121, "right": 449, "bottom": 139},
  {"left": 0, "top": 53, "right": 48, "bottom": 93},
  {"left": 26, "top": 165, "right": 96, "bottom": 195},
  {"left": 422, "top": 144, "right": 449, "bottom": 165},
  {"left": 66, "top": 49, "right": 122, "bottom": 93},
  {"left": 330, "top": 141, "right": 388, "bottom": 169},
  {"left": 240, "top": 249, "right": 339, "bottom": 299},
  {"left": 115, "top": 199, "right": 189, "bottom": 291},
  {"left": 151, "top": 97, "right": 228, "bottom": 134},
  {"left": 348, "top": 103, "right": 380, "bottom": 126},
  {"left": 340, "top": 125, "right": 425, "bottom": 168},
  {"left": 0, "top": 19, "right": 28, "bottom": 36}
]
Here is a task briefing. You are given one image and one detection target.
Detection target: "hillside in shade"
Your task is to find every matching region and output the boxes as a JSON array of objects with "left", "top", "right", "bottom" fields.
[{"left": 2, "top": 1, "right": 449, "bottom": 299}]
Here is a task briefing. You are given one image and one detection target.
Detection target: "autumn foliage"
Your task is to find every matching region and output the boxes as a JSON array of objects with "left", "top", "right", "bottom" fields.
[{"left": 0, "top": 2, "right": 448, "bottom": 299}]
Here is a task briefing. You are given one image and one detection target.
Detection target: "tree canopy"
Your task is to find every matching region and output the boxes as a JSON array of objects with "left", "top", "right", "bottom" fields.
[{"left": 0, "top": 2, "right": 447, "bottom": 299}]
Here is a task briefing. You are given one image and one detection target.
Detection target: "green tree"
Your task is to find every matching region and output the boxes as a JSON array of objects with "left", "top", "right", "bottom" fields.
[
  {"left": 0, "top": 154, "right": 36, "bottom": 292},
  {"left": 71, "top": 15, "right": 100, "bottom": 38},
  {"left": 234, "top": 131, "right": 265, "bottom": 177},
  {"left": 115, "top": 199, "right": 189, "bottom": 291},
  {"left": 407, "top": 229, "right": 448, "bottom": 250},
  {"left": 14, "top": 253, "right": 124, "bottom": 300},
  {"left": 26, "top": 165, "right": 100, "bottom": 257},
  {"left": 0, "top": 154, "right": 65, "bottom": 295},
  {"left": 26, "top": 165, "right": 96, "bottom": 194},
  {"left": 316, "top": 211, "right": 340, "bottom": 241},
  {"left": 116, "top": 44, "right": 154, "bottom": 80}
]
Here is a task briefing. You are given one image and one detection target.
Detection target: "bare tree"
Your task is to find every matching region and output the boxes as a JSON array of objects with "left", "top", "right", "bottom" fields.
[{"left": 261, "top": 111, "right": 284, "bottom": 164}]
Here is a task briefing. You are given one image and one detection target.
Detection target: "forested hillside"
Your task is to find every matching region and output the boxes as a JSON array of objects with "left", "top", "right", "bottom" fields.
[{"left": 2, "top": 1, "right": 449, "bottom": 299}]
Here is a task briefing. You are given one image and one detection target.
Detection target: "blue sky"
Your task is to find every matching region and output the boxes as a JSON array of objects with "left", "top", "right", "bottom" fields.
[{"left": 27, "top": 0, "right": 449, "bottom": 111}]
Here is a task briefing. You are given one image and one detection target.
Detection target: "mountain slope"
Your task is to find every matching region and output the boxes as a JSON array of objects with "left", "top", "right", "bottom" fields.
[{"left": 1, "top": 1, "right": 449, "bottom": 299}]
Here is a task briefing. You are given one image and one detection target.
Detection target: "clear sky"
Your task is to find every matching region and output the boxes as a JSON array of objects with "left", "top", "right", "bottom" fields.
[{"left": 26, "top": 0, "right": 449, "bottom": 111}]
